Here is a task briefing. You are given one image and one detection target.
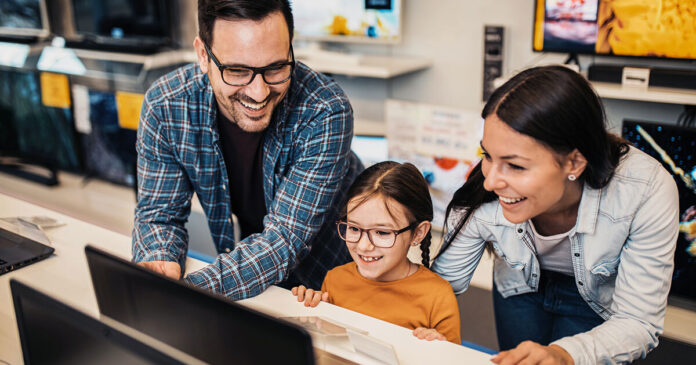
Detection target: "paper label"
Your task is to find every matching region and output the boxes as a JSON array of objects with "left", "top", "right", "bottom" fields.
[
  {"left": 40, "top": 72, "right": 71, "bottom": 109},
  {"left": 116, "top": 91, "right": 145, "bottom": 130}
]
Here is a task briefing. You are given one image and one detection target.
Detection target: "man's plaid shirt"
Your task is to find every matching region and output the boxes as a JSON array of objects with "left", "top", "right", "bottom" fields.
[{"left": 132, "top": 62, "right": 363, "bottom": 299}]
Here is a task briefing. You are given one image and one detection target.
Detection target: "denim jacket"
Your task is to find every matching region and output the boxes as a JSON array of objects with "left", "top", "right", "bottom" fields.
[{"left": 432, "top": 146, "right": 679, "bottom": 364}]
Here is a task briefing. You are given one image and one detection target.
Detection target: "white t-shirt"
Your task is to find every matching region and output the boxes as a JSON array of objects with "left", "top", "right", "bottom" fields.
[{"left": 529, "top": 222, "right": 574, "bottom": 276}]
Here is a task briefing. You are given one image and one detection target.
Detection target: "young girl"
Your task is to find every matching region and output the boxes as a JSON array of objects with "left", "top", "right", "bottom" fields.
[{"left": 292, "top": 161, "right": 461, "bottom": 344}]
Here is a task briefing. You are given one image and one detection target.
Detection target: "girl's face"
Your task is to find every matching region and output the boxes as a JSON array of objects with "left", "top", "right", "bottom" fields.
[
  {"left": 345, "top": 194, "right": 427, "bottom": 282},
  {"left": 480, "top": 114, "right": 586, "bottom": 224}
]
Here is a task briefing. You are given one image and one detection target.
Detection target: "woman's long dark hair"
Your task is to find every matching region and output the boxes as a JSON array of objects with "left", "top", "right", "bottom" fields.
[
  {"left": 343, "top": 161, "right": 434, "bottom": 268},
  {"left": 438, "top": 65, "right": 629, "bottom": 256}
]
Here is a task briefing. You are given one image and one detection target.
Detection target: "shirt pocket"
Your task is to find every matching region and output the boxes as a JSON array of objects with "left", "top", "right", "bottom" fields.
[
  {"left": 590, "top": 255, "right": 621, "bottom": 283},
  {"left": 491, "top": 242, "right": 526, "bottom": 271}
]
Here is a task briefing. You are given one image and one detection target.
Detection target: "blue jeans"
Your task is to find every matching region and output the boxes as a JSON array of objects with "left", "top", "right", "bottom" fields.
[{"left": 493, "top": 270, "right": 605, "bottom": 351}]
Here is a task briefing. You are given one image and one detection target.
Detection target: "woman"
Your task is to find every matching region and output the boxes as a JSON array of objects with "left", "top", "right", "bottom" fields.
[{"left": 432, "top": 65, "right": 678, "bottom": 365}]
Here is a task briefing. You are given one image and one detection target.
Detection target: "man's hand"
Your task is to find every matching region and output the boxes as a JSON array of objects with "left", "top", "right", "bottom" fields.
[
  {"left": 491, "top": 341, "right": 573, "bottom": 365},
  {"left": 412, "top": 327, "right": 447, "bottom": 341},
  {"left": 291, "top": 285, "right": 329, "bottom": 307},
  {"left": 137, "top": 261, "right": 181, "bottom": 280}
]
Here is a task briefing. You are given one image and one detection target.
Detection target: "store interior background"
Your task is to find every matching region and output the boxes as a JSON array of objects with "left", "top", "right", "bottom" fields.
[{"left": 1, "top": 1, "right": 695, "bottom": 362}]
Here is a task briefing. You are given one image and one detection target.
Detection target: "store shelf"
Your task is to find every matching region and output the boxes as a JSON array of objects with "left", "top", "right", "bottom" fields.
[
  {"left": 591, "top": 81, "right": 696, "bottom": 106},
  {"left": 295, "top": 51, "right": 431, "bottom": 78}
]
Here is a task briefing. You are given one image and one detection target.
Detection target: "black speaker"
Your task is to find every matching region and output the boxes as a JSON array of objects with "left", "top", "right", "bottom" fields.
[
  {"left": 650, "top": 68, "right": 696, "bottom": 90},
  {"left": 482, "top": 25, "right": 504, "bottom": 102},
  {"left": 587, "top": 64, "right": 623, "bottom": 84},
  {"left": 588, "top": 64, "right": 696, "bottom": 91}
]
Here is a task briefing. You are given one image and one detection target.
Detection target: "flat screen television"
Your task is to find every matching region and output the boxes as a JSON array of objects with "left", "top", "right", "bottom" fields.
[
  {"left": 293, "top": 0, "right": 402, "bottom": 44},
  {"left": 68, "top": 0, "right": 173, "bottom": 53},
  {"left": 621, "top": 120, "right": 696, "bottom": 311},
  {"left": 0, "top": 0, "right": 50, "bottom": 40},
  {"left": 532, "top": 0, "right": 696, "bottom": 60}
]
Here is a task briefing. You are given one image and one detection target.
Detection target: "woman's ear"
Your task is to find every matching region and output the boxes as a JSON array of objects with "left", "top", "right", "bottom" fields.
[
  {"left": 565, "top": 149, "right": 588, "bottom": 179},
  {"left": 411, "top": 221, "right": 431, "bottom": 246}
]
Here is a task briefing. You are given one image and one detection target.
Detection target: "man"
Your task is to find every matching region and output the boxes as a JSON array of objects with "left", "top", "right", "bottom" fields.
[{"left": 133, "top": 0, "right": 362, "bottom": 299}]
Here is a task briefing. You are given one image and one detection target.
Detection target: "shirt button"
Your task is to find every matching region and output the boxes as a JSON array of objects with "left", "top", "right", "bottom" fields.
[
  {"left": 517, "top": 228, "right": 523, "bottom": 233},
  {"left": 578, "top": 281, "right": 584, "bottom": 286},
  {"left": 574, "top": 253, "right": 580, "bottom": 257},
  {"left": 532, "top": 273, "right": 538, "bottom": 278},
  {"left": 223, "top": 185, "right": 227, "bottom": 190}
]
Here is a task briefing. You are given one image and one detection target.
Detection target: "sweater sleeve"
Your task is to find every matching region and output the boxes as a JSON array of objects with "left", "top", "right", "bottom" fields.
[{"left": 431, "top": 283, "right": 462, "bottom": 344}]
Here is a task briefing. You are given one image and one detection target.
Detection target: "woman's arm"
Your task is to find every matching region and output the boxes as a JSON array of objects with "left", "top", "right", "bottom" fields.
[{"left": 552, "top": 165, "right": 679, "bottom": 364}]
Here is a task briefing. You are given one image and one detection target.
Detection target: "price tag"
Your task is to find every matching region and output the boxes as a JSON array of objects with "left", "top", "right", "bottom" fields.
[
  {"left": 40, "top": 72, "right": 71, "bottom": 109},
  {"left": 116, "top": 91, "right": 145, "bottom": 130}
]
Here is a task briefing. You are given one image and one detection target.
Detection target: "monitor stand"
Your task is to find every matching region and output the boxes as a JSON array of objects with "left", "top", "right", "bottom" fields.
[
  {"left": 564, "top": 53, "right": 580, "bottom": 67},
  {"left": 293, "top": 41, "right": 363, "bottom": 67}
]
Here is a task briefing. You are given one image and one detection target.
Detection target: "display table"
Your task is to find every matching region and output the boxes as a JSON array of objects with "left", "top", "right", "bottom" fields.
[{"left": 0, "top": 193, "right": 491, "bottom": 364}]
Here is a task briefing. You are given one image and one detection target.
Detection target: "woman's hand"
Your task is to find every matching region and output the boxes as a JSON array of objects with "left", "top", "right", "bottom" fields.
[
  {"left": 291, "top": 285, "right": 329, "bottom": 307},
  {"left": 491, "top": 341, "right": 573, "bottom": 365},
  {"left": 412, "top": 327, "right": 447, "bottom": 341}
]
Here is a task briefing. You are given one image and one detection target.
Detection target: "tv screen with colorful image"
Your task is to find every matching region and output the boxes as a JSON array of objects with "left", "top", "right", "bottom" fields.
[
  {"left": 533, "top": 0, "right": 696, "bottom": 60},
  {"left": 0, "top": 0, "right": 49, "bottom": 38},
  {"left": 293, "top": 0, "right": 402, "bottom": 43},
  {"left": 622, "top": 120, "right": 696, "bottom": 310}
]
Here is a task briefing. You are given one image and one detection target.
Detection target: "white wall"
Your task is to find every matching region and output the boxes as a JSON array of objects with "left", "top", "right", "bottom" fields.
[{"left": 327, "top": 0, "right": 694, "bottom": 132}]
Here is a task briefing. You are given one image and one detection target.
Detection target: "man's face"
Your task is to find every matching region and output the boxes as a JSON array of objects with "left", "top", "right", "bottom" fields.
[{"left": 196, "top": 11, "right": 292, "bottom": 132}]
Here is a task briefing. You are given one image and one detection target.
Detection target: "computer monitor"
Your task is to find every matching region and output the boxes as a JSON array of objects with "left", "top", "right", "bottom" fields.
[
  {"left": 0, "top": 0, "right": 50, "bottom": 40},
  {"left": 621, "top": 120, "right": 696, "bottom": 310},
  {"left": 84, "top": 245, "right": 316, "bottom": 365},
  {"left": 10, "top": 279, "right": 204, "bottom": 365},
  {"left": 293, "top": 0, "right": 402, "bottom": 44},
  {"left": 68, "top": 0, "right": 174, "bottom": 53},
  {"left": 532, "top": 0, "right": 696, "bottom": 60},
  {"left": 351, "top": 135, "right": 388, "bottom": 167}
]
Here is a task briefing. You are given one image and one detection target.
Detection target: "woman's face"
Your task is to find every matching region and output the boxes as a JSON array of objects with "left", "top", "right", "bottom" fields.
[{"left": 480, "top": 114, "right": 582, "bottom": 224}]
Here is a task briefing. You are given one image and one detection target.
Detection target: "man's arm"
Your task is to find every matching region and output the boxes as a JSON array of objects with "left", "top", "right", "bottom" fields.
[
  {"left": 185, "top": 103, "right": 353, "bottom": 299},
  {"left": 132, "top": 91, "right": 193, "bottom": 273}
]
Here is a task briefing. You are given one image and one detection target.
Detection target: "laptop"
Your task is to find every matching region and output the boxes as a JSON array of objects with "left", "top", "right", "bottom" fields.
[
  {"left": 84, "top": 245, "right": 319, "bottom": 365},
  {"left": 0, "top": 223, "right": 54, "bottom": 275},
  {"left": 10, "top": 279, "right": 204, "bottom": 365}
]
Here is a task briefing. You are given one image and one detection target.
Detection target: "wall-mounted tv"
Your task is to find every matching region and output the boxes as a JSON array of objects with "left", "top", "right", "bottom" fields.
[
  {"left": 622, "top": 120, "right": 696, "bottom": 311},
  {"left": 0, "top": 0, "right": 50, "bottom": 39},
  {"left": 293, "top": 0, "right": 402, "bottom": 44},
  {"left": 533, "top": 0, "right": 696, "bottom": 60},
  {"left": 68, "top": 0, "right": 174, "bottom": 53}
]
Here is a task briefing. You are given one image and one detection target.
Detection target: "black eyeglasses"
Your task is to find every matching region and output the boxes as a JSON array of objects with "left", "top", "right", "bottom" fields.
[
  {"left": 336, "top": 221, "right": 418, "bottom": 248},
  {"left": 204, "top": 43, "right": 295, "bottom": 86}
]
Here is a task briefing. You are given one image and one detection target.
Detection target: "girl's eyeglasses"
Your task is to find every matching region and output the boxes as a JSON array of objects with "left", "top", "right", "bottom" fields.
[{"left": 336, "top": 221, "right": 417, "bottom": 248}]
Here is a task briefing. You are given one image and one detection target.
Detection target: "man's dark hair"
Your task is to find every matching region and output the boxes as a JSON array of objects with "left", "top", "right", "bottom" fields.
[{"left": 198, "top": 0, "right": 294, "bottom": 47}]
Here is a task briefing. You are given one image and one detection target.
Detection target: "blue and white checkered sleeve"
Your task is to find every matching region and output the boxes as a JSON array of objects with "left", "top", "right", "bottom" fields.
[{"left": 132, "top": 90, "right": 193, "bottom": 268}]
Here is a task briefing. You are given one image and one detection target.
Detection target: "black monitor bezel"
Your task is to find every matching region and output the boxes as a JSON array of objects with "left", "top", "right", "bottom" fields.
[
  {"left": 10, "top": 279, "right": 192, "bottom": 365},
  {"left": 84, "top": 245, "right": 317, "bottom": 365}
]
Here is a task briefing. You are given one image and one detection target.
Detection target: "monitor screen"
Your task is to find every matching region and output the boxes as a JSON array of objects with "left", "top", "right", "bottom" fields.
[
  {"left": 352, "top": 135, "right": 388, "bottom": 167},
  {"left": 621, "top": 120, "right": 696, "bottom": 310},
  {"left": 533, "top": 0, "right": 696, "bottom": 60},
  {"left": 85, "top": 245, "right": 316, "bottom": 365},
  {"left": 10, "top": 280, "right": 197, "bottom": 365},
  {"left": 0, "top": 0, "right": 49, "bottom": 38},
  {"left": 293, "top": 0, "right": 402, "bottom": 43},
  {"left": 70, "top": 0, "right": 172, "bottom": 51}
]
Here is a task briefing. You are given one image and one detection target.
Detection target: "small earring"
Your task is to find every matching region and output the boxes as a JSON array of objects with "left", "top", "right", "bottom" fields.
[
  {"left": 411, "top": 241, "right": 419, "bottom": 246},
  {"left": 568, "top": 174, "right": 577, "bottom": 181}
]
